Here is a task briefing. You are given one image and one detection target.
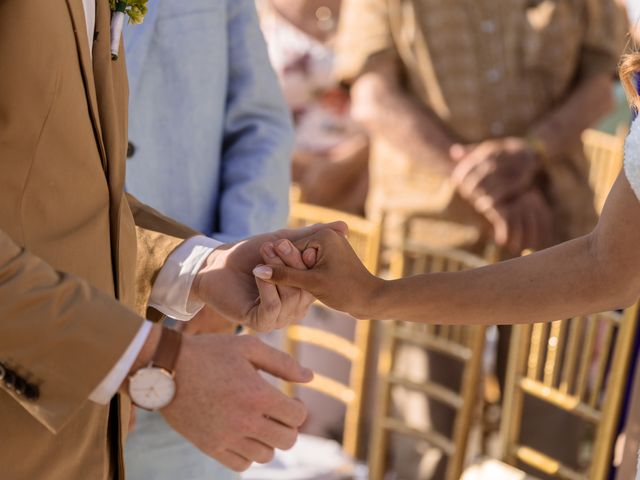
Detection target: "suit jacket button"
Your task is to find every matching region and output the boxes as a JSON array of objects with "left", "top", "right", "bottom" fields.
[
  {"left": 3, "top": 369, "right": 16, "bottom": 390},
  {"left": 127, "top": 142, "right": 136, "bottom": 158},
  {"left": 24, "top": 384, "right": 40, "bottom": 401},
  {"left": 14, "top": 377, "right": 27, "bottom": 396}
]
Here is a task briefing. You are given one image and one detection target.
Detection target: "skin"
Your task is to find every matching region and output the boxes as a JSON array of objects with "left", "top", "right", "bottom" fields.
[
  {"left": 126, "top": 222, "right": 346, "bottom": 472},
  {"left": 350, "top": 55, "right": 614, "bottom": 253},
  {"left": 294, "top": 133, "right": 369, "bottom": 214},
  {"left": 254, "top": 172, "right": 640, "bottom": 327}
]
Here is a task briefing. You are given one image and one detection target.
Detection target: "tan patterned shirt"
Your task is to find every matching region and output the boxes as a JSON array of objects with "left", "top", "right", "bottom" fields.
[{"left": 336, "top": 0, "right": 628, "bottom": 248}]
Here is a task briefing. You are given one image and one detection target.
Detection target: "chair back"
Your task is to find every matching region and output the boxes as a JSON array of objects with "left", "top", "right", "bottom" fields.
[
  {"left": 582, "top": 128, "right": 625, "bottom": 214},
  {"left": 498, "top": 302, "right": 639, "bottom": 479},
  {"left": 369, "top": 243, "right": 492, "bottom": 480},
  {"left": 285, "top": 202, "right": 382, "bottom": 458}
]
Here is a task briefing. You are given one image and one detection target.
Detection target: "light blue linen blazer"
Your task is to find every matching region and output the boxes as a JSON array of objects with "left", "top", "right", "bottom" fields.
[{"left": 124, "top": 0, "right": 293, "bottom": 242}]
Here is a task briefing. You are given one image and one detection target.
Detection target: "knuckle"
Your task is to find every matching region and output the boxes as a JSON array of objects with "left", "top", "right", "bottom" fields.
[
  {"left": 264, "top": 299, "right": 280, "bottom": 313},
  {"left": 317, "top": 228, "right": 335, "bottom": 242},
  {"left": 248, "top": 385, "right": 271, "bottom": 410}
]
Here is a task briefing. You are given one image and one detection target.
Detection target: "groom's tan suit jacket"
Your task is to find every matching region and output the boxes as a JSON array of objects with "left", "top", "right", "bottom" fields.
[{"left": 0, "top": 1, "right": 197, "bottom": 478}]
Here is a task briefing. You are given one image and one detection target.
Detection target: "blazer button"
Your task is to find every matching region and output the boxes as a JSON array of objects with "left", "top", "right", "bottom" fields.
[
  {"left": 24, "top": 384, "right": 40, "bottom": 401},
  {"left": 127, "top": 142, "right": 136, "bottom": 159},
  {"left": 14, "top": 377, "right": 27, "bottom": 396},
  {"left": 3, "top": 369, "right": 16, "bottom": 390}
]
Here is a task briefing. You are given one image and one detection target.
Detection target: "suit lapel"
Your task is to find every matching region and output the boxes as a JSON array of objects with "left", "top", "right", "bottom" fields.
[
  {"left": 123, "top": 5, "right": 160, "bottom": 97},
  {"left": 64, "top": 0, "right": 109, "bottom": 172},
  {"left": 93, "top": 0, "right": 132, "bottom": 303},
  {"left": 93, "top": 0, "right": 129, "bottom": 199}
]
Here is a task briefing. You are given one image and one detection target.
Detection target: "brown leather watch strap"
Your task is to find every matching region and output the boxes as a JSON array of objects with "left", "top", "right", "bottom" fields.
[{"left": 151, "top": 327, "right": 183, "bottom": 374}]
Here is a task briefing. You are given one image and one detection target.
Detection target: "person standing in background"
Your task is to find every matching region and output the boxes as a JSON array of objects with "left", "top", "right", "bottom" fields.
[
  {"left": 335, "top": 0, "right": 628, "bottom": 478},
  {"left": 123, "top": 1, "right": 293, "bottom": 478},
  {"left": 259, "top": 0, "right": 370, "bottom": 215},
  {"left": 338, "top": 0, "right": 627, "bottom": 255}
]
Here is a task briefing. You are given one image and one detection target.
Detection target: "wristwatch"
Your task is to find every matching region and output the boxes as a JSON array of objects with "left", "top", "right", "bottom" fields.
[{"left": 128, "top": 327, "right": 182, "bottom": 411}]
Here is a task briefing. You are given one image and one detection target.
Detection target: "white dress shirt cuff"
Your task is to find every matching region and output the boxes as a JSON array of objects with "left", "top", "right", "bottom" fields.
[
  {"left": 149, "top": 235, "right": 223, "bottom": 321},
  {"left": 89, "top": 320, "right": 153, "bottom": 405},
  {"left": 89, "top": 235, "right": 223, "bottom": 404}
]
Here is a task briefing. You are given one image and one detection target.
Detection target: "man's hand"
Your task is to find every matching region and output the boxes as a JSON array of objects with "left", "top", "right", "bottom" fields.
[
  {"left": 181, "top": 307, "right": 236, "bottom": 335},
  {"left": 161, "top": 334, "right": 313, "bottom": 471},
  {"left": 483, "top": 188, "right": 554, "bottom": 254},
  {"left": 253, "top": 229, "right": 382, "bottom": 319},
  {"left": 191, "top": 222, "right": 347, "bottom": 332},
  {"left": 451, "top": 137, "right": 542, "bottom": 212}
]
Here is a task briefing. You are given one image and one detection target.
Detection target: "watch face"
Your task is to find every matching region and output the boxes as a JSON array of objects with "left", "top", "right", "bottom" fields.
[{"left": 128, "top": 367, "right": 176, "bottom": 411}]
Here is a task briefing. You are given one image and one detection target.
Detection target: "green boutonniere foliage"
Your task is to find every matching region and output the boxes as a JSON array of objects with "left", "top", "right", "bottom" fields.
[{"left": 109, "top": 0, "right": 149, "bottom": 24}]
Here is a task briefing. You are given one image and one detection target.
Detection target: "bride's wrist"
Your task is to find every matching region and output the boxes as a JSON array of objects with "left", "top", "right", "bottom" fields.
[{"left": 359, "top": 277, "right": 393, "bottom": 320}]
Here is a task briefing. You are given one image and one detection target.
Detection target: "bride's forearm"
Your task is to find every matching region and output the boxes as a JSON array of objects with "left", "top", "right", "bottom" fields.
[{"left": 369, "top": 234, "right": 634, "bottom": 325}]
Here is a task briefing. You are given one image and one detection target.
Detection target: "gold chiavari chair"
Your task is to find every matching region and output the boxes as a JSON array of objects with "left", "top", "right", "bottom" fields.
[
  {"left": 498, "top": 301, "right": 639, "bottom": 480},
  {"left": 582, "top": 128, "right": 626, "bottom": 215},
  {"left": 285, "top": 201, "right": 382, "bottom": 459},
  {"left": 369, "top": 243, "right": 492, "bottom": 480}
]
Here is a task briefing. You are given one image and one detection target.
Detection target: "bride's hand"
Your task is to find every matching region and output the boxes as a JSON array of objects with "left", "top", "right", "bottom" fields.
[{"left": 253, "top": 229, "right": 384, "bottom": 319}]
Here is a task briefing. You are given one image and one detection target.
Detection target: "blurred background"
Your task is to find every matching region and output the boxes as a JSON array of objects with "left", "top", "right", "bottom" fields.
[{"left": 124, "top": 0, "right": 640, "bottom": 479}]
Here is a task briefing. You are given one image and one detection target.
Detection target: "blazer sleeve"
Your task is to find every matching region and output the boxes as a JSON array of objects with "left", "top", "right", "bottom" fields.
[
  {"left": 126, "top": 193, "right": 200, "bottom": 317},
  {"left": 127, "top": 194, "right": 238, "bottom": 337},
  {"left": 0, "top": 228, "right": 145, "bottom": 434},
  {"left": 217, "top": 0, "right": 293, "bottom": 241}
]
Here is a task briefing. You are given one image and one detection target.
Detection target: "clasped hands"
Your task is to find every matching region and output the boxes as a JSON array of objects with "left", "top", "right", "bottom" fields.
[{"left": 450, "top": 137, "right": 553, "bottom": 253}]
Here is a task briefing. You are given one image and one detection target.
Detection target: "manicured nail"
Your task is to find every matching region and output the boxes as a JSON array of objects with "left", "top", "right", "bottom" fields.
[
  {"left": 300, "top": 367, "right": 314, "bottom": 382},
  {"left": 303, "top": 248, "right": 317, "bottom": 265},
  {"left": 276, "top": 240, "right": 292, "bottom": 255},
  {"left": 253, "top": 265, "right": 273, "bottom": 280},
  {"left": 263, "top": 243, "right": 277, "bottom": 258}
]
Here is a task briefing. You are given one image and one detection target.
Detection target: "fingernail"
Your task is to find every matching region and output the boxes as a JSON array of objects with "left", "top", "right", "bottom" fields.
[
  {"left": 303, "top": 248, "right": 317, "bottom": 265},
  {"left": 264, "top": 243, "right": 277, "bottom": 258},
  {"left": 276, "top": 240, "right": 292, "bottom": 255},
  {"left": 253, "top": 265, "right": 273, "bottom": 280},
  {"left": 301, "top": 367, "right": 314, "bottom": 382}
]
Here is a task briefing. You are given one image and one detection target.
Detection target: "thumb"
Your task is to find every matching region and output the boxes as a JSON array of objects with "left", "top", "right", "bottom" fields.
[
  {"left": 253, "top": 264, "right": 313, "bottom": 289},
  {"left": 302, "top": 248, "right": 317, "bottom": 268},
  {"left": 247, "top": 340, "right": 314, "bottom": 383}
]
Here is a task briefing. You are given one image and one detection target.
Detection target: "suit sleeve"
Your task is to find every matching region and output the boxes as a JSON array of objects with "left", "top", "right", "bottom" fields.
[
  {"left": 126, "top": 194, "right": 235, "bottom": 331},
  {"left": 0, "top": 228, "right": 144, "bottom": 434},
  {"left": 126, "top": 193, "right": 200, "bottom": 317},
  {"left": 217, "top": 0, "right": 293, "bottom": 242}
]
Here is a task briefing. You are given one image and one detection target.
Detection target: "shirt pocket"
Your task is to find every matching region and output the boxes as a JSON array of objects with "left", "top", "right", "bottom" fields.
[{"left": 521, "top": 0, "right": 584, "bottom": 92}]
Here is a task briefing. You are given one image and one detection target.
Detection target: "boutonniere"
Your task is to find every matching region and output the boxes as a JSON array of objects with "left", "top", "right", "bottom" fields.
[{"left": 109, "top": 0, "right": 149, "bottom": 60}]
